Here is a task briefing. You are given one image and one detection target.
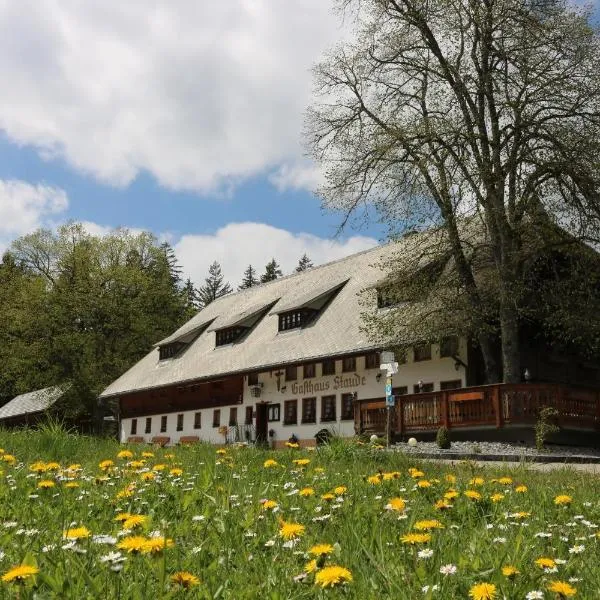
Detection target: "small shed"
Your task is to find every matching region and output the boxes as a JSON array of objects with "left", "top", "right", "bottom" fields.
[{"left": 0, "top": 386, "right": 67, "bottom": 427}]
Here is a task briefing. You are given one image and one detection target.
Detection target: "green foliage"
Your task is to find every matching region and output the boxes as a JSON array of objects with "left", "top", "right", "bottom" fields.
[
  {"left": 535, "top": 406, "right": 560, "bottom": 451},
  {"left": 260, "top": 258, "right": 283, "bottom": 283},
  {"left": 295, "top": 253, "right": 313, "bottom": 272},
  {"left": 436, "top": 426, "right": 451, "bottom": 449},
  {"left": 197, "top": 261, "right": 233, "bottom": 307},
  {"left": 238, "top": 264, "right": 259, "bottom": 290}
]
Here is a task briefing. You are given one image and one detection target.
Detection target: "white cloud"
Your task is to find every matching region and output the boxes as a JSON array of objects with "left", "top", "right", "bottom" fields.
[
  {"left": 174, "top": 222, "right": 378, "bottom": 287},
  {"left": 0, "top": 1, "right": 340, "bottom": 193},
  {"left": 0, "top": 179, "right": 68, "bottom": 237},
  {"left": 268, "top": 161, "right": 324, "bottom": 193}
]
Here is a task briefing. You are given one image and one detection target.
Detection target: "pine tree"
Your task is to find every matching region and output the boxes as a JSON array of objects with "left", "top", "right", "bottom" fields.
[
  {"left": 295, "top": 253, "right": 314, "bottom": 272},
  {"left": 197, "top": 261, "right": 233, "bottom": 307},
  {"left": 182, "top": 277, "right": 200, "bottom": 312},
  {"left": 238, "top": 264, "right": 259, "bottom": 290},
  {"left": 160, "top": 242, "right": 182, "bottom": 286},
  {"left": 260, "top": 258, "right": 283, "bottom": 283}
]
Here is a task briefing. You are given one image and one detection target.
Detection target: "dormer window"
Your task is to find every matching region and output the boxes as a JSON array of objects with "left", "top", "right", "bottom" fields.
[
  {"left": 216, "top": 326, "right": 247, "bottom": 347},
  {"left": 156, "top": 319, "right": 214, "bottom": 361},
  {"left": 212, "top": 300, "right": 278, "bottom": 348},
  {"left": 159, "top": 342, "right": 186, "bottom": 360},
  {"left": 278, "top": 309, "right": 318, "bottom": 332}
]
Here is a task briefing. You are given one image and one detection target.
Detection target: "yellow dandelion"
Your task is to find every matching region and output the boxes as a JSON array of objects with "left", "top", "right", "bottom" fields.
[
  {"left": 413, "top": 519, "right": 444, "bottom": 531},
  {"left": 309, "top": 543, "right": 334, "bottom": 557},
  {"left": 64, "top": 482, "right": 79, "bottom": 488},
  {"left": 128, "top": 460, "right": 145, "bottom": 469},
  {"left": 385, "top": 497, "right": 406, "bottom": 512},
  {"left": 444, "top": 490, "right": 459, "bottom": 500},
  {"left": 98, "top": 460, "right": 114, "bottom": 471},
  {"left": 410, "top": 470, "right": 425, "bottom": 479},
  {"left": 554, "top": 494, "right": 572, "bottom": 506},
  {"left": 63, "top": 526, "right": 91, "bottom": 540},
  {"left": 141, "top": 452, "right": 154, "bottom": 458},
  {"left": 417, "top": 480, "right": 432, "bottom": 488},
  {"left": 382, "top": 471, "right": 401, "bottom": 481},
  {"left": 445, "top": 474, "right": 457, "bottom": 484},
  {"left": 2, "top": 455, "right": 16, "bottom": 464},
  {"left": 263, "top": 459, "right": 279, "bottom": 468},
  {"left": 29, "top": 462, "right": 48, "bottom": 473},
  {"left": 513, "top": 511, "right": 531, "bottom": 519},
  {"left": 469, "top": 582, "right": 497, "bottom": 600},
  {"left": 1, "top": 564, "right": 39, "bottom": 583},
  {"left": 293, "top": 458, "right": 310, "bottom": 466},
  {"left": 37, "top": 480, "right": 55, "bottom": 489},
  {"left": 501, "top": 565, "right": 519, "bottom": 578},
  {"left": 321, "top": 493, "right": 335, "bottom": 502},
  {"left": 216, "top": 449, "right": 227, "bottom": 455},
  {"left": 367, "top": 474, "right": 382, "bottom": 485},
  {"left": 490, "top": 493, "right": 504, "bottom": 503},
  {"left": 305, "top": 559, "right": 318, "bottom": 573},
  {"left": 261, "top": 500, "right": 278, "bottom": 510},
  {"left": 314, "top": 467, "right": 325, "bottom": 473},
  {"left": 116, "top": 487, "right": 134, "bottom": 499},
  {"left": 314, "top": 565, "right": 352, "bottom": 588},
  {"left": 164, "top": 453, "right": 175, "bottom": 459},
  {"left": 170, "top": 571, "right": 200, "bottom": 588},
  {"left": 400, "top": 533, "right": 431, "bottom": 545},
  {"left": 279, "top": 520, "right": 305, "bottom": 540},
  {"left": 141, "top": 472, "right": 155, "bottom": 481},
  {"left": 114, "top": 513, "right": 132, "bottom": 522},
  {"left": 497, "top": 477, "right": 513, "bottom": 485},
  {"left": 169, "top": 468, "right": 183, "bottom": 476},
  {"left": 299, "top": 487, "right": 315, "bottom": 497},
  {"left": 535, "top": 557, "right": 557, "bottom": 570},
  {"left": 464, "top": 490, "right": 481, "bottom": 501},
  {"left": 117, "top": 450, "right": 133, "bottom": 459},
  {"left": 152, "top": 464, "right": 166, "bottom": 472},
  {"left": 117, "top": 535, "right": 148, "bottom": 553},
  {"left": 434, "top": 499, "right": 453, "bottom": 510},
  {"left": 142, "top": 536, "right": 174, "bottom": 554},
  {"left": 515, "top": 485, "right": 527, "bottom": 493},
  {"left": 547, "top": 580, "right": 576, "bottom": 597},
  {"left": 123, "top": 515, "right": 148, "bottom": 529},
  {"left": 469, "top": 477, "right": 485, "bottom": 486},
  {"left": 333, "top": 486, "right": 347, "bottom": 495}
]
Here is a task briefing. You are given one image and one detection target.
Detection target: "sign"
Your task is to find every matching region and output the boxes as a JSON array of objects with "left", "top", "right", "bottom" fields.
[
  {"left": 385, "top": 383, "right": 392, "bottom": 395},
  {"left": 381, "top": 351, "right": 395, "bottom": 364},
  {"left": 379, "top": 362, "right": 399, "bottom": 376},
  {"left": 386, "top": 394, "right": 395, "bottom": 407}
]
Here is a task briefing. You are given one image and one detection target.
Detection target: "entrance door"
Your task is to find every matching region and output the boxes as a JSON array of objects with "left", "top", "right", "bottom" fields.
[{"left": 255, "top": 403, "right": 268, "bottom": 445}]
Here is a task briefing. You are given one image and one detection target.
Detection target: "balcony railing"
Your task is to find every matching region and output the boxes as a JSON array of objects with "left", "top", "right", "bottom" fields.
[{"left": 355, "top": 383, "right": 600, "bottom": 436}]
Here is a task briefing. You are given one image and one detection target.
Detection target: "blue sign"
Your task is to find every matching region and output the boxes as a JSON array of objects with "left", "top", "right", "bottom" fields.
[
  {"left": 386, "top": 394, "right": 395, "bottom": 407},
  {"left": 385, "top": 383, "right": 392, "bottom": 395}
]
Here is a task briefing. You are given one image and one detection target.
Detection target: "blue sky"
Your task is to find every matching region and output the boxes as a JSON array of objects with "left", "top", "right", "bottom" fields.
[{"left": 0, "top": 1, "right": 596, "bottom": 285}]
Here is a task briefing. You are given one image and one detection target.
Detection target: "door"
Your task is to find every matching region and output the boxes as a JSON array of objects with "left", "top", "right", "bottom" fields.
[{"left": 255, "top": 403, "right": 268, "bottom": 445}]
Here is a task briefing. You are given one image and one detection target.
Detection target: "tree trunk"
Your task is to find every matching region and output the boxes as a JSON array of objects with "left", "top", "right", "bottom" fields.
[
  {"left": 477, "top": 331, "right": 501, "bottom": 384},
  {"left": 500, "top": 300, "right": 521, "bottom": 383}
]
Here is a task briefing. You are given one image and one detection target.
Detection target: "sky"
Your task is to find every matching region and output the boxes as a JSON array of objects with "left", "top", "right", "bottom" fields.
[{"left": 0, "top": 1, "right": 597, "bottom": 286}]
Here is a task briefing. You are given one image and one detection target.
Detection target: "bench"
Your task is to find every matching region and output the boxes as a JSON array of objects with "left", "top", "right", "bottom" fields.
[
  {"left": 151, "top": 436, "right": 171, "bottom": 447},
  {"left": 127, "top": 436, "right": 144, "bottom": 443},
  {"left": 179, "top": 436, "right": 200, "bottom": 445}
]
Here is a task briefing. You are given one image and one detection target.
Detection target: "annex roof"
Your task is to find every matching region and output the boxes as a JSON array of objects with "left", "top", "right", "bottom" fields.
[
  {"left": 99, "top": 229, "right": 444, "bottom": 399},
  {"left": 0, "top": 385, "right": 67, "bottom": 421}
]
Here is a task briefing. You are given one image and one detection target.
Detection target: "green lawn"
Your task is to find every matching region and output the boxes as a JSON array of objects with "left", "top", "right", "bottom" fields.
[{"left": 0, "top": 426, "right": 598, "bottom": 598}]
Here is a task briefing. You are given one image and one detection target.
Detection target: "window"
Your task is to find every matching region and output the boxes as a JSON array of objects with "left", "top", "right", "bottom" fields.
[
  {"left": 284, "top": 400, "right": 298, "bottom": 425},
  {"left": 322, "top": 360, "right": 336, "bottom": 376},
  {"left": 413, "top": 382, "right": 434, "bottom": 393},
  {"left": 176, "top": 414, "right": 184, "bottom": 431},
  {"left": 397, "top": 350, "right": 407, "bottom": 365},
  {"left": 229, "top": 407, "right": 238, "bottom": 426},
  {"left": 440, "top": 336, "right": 459, "bottom": 358},
  {"left": 341, "top": 393, "right": 354, "bottom": 420},
  {"left": 158, "top": 342, "right": 185, "bottom": 360},
  {"left": 440, "top": 379, "right": 462, "bottom": 391},
  {"left": 342, "top": 356, "right": 356, "bottom": 372},
  {"left": 365, "top": 352, "right": 379, "bottom": 369},
  {"left": 321, "top": 395, "right": 337, "bottom": 422},
  {"left": 145, "top": 417, "right": 152, "bottom": 434},
  {"left": 194, "top": 412, "right": 201, "bottom": 429},
  {"left": 278, "top": 309, "right": 317, "bottom": 332},
  {"left": 248, "top": 372, "right": 259, "bottom": 386},
  {"left": 285, "top": 365, "right": 297, "bottom": 381},
  {"left": 245, "top": 406, "right": 253, "bottom": 425},
  {"left": 414, "top": 344, "right": 432, "bottom": 362},
  {"left": 215, "top": 327, "right": 246, "bottom": 346},
  {"left": 303, "top": 363, "right": 315, "bottom": 379},
  {"left": 130, "top": 419, "right": 137, "bottom": 435},
  {"left": 267, "top": 403, "right": 280, "bottom": 422},
  {"left": 393, "top": 386, "right": 408, "bottom": 396},
  {"left": 302, "top": 398, "right": 316, "bottom": 424},
  {"left": 212, "top": 409, "right": 220, "bottom": 428},
  {"left": 160, "top": 416, "right": 167, "bottom": 433}
]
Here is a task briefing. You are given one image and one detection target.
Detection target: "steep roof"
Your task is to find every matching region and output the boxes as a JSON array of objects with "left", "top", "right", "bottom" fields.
[
  {"left": 0, "top": 386, "right": 66, "bottom": 421},
  {"left": 99, "top": 232, "right": 440, "bottom": 399}
]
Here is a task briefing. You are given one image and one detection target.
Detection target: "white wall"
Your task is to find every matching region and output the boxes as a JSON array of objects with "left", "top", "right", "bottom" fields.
[{"left": 119, "top": 339, "right": 468, "bottom": 445}]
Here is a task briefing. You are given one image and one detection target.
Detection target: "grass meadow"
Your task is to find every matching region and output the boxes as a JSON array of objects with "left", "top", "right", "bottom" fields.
[{"left": 0, "top": 425, "right": 598, "bottom": 599}]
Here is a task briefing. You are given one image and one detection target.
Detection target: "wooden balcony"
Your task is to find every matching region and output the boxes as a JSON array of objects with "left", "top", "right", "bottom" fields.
[{"left": 355, "top": 383, "right": 600, "bottom": 437}]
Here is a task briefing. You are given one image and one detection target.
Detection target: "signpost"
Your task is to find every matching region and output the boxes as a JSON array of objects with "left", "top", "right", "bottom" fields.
[{"left": 379, "top": 353, "right": 398, "bottom": 447}]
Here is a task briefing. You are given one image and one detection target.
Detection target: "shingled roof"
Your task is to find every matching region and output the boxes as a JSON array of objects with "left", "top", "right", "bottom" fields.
[
  {"left": 0, "top": 386, "right": 67, "bottom": 421},
  {"left": 99, "top": 232, "right": 442, "bottom": 399}
]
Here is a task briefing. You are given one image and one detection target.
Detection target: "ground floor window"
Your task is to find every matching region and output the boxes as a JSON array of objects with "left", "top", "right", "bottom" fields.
[
  {"left": 284, "top": 399, "right": 298, "bottom": 425},
  {"left": 130, "top": 419, "right": 137, "bottom": 435},
  {"left": 267, "top": 403, "right": 280, "bottom": 422},
  {"left": 302, "top": 397, "right": 316, "bottom": 424},
  {"left": 176, "top": 414, "right": 184, "bottom": 431},
  {"left": 321, "top": 395, "right": 337, "bottom": 422},
  {"left": 341, "top": 393, "right": 354, "bottom": 420},
  {"left": 194, "top": 412, "right": 201, "bottom": 429},
  {"left": 413, "top": 382, "right": 434, "bottom": 393},
  {"left": 160, "top": 416, "right": 167, "bottom": 433},
  {"left": 145, "top": 417, "right": 152, "bottom": 434},
  {"left": 229, "top": 407, "right": 238, "bottom": 426},
  {"left": 440, "top": 379, "right": 462, "bottom": 391},
  {"left": 245, "top": 406, "right": 253, "bottom": 425},
  {"left": 393, "top": 386, "right": 408, "bottom": 397},
  {"left": 213, "top": 409, "right": 220, "bottom": 427}
]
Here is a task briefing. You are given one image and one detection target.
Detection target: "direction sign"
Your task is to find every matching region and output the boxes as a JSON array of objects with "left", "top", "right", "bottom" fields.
[
  {"left": 379, "top": 362, "right": 399, "bottom": 376},
  {"left": 385, "top": 383, "right": 392, "bottom": 395},
  {"left": 386, "top": 394, "right": 395, "bottom": 407},
  {"left": 381, "top": 351, "right": 395, "bottom": 364}
]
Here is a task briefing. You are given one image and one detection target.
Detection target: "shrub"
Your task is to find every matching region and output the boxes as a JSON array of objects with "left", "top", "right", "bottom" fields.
[
  {"left": 436, "top": 426, "right": 451, "bottom": 449},
  {"left": 535, "top": 406, "right": 560, "bottom": 451}
]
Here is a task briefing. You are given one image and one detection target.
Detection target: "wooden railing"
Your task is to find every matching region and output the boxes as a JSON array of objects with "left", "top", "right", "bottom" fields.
[{"left": 355, "top": 383, "right": 600, "bottom": 435}]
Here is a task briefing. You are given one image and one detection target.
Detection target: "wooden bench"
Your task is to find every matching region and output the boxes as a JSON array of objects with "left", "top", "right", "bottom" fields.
[
  {"left": 179, "top": 436, "right": 200, "bottom": 445},
  {"left": 151, "top": 436, "right": 170, "bottom": 447},
  {"left": 127, "top": 436, "right": 144, "bottom": 443}
]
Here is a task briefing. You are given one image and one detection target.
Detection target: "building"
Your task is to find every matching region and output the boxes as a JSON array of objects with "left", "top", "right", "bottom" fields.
[
  {"left": 0, "top": 386, "right": 67, "bottom": 428},
  {"left": 100, "top": 238, "right": 471, "bottom": 447}
]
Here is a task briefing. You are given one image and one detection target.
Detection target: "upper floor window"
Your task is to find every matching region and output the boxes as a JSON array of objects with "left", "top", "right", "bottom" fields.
[
  {"left": 303, "top": 363, "right": 315, "bottom": 379},
  {"left": 440, "top": 336, "right": 459, "bottom": 358},
  {"left": 322, "top": 360, "right": 336, "bottom": 376},
  {"left": 342, "top": 356, "right": 356, "bottom": 372},
  {"left": 216, "top": 326, "right": 246, "bottom": 347},
  {"left": 414, "top": 344, "right": 432, "bottom": 362},
  {"left": 248, "top": 372, "right": 259, "bottom": 386},
  {"left": 278, "top": 309, "right": 317, "bottom": 332},
  {"left": 285, "top": 365, "right": 298, "bottom": 381},
  {"left": 159, "top": 342, "right": 185, "bottom": 360},
  {"left": 365, "top": 352, "right": 380, "bottom": 369}
]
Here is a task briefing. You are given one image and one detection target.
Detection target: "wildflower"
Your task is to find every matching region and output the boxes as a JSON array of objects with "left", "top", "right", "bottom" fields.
[
  {"left": 63, "top": 527, "right": 91, "bottom": 540},
  {"left": 299, "top": 488, "right": 315, "bottom": 497},
  {"left": 439, "top": 564, "right": 457, "bottom": 576},
  {"left": 29, "top": 462, "right": 48, "bottom": 473},
  {"left": 400, "top": 533, "right": 431, "bottom": 545},
  {"left": 547, "top": 580, "right": 576, "bottom": 597},
  {"left": 128, "top": 460, "right": 145, "bottom": 469},
  {"left": 409, "top": 468, "right": 424, "bottom": 478},
  {"left": 64, "top": 482, "right": 79, "bottom": 488},
  {"left": 490, "top": 493, "right": 504, "bottom": 503},
  {"left": 171, "top": 571, "right": 200, "bottom": 588},
  {"left": 1, "top": 564, "right": 39, "bottom": 583},
  {"left": 464, "top": 490, "right": 482, "bottom": 501},
  {"left": 385, "top": 497, "right": 406, "bottom": 512},
  {"left": 444, "top": 490, "right": 459, "bottom": 500},
  {"left": 263, "top": 459, "right": 279, "bottom": 468},
  {"left": 114, "top": 513, "right": 132, "bottom": 523},
  {"left": 293, "top": 459, "right": 310, "bottom": 467},
  {"left": 37, "top": 480, "right": 55, "bottom": 489},
  {"left": 497, "top": 477, "right": 513, "bottom": 485},
  {"left": 261, "top": 500, "right": 278, "bottom": 511},
  {"left": 554, "top": 495, "right": 573, "bottom": 506},
  {"left": 418, "top": 549, "right": 434, "bottom": 559},
  {"left": 169, "top": 468, "right": 183, "bottom": 476},
  {"left": 117, "top": 536, "right": 148, "bottom": 554},
  {"left": 445, "top": 474, "right": 456, "bottom": 484},
  {"left": 413, "top": 519, "right": 443, "bottom": 531},
  {"left": 309, "top": 543, "right": 334, "bottom": 557},
  {"left": 525, "top": 592, "right": 544, "bottom": 600},
  {"left": 435, "top": 499, "right": 452, "bottom": 510},
  {"left": 568, "top": 545, "right": 584, "bottom": 554},
  {"left": 142, "top": 537, "right": 174, "bottom": 554},
  {"left": 321, "top": 493, "right": 335, "bottom": 502},
  {"left": 367, "top": 474, "right": 382, "bottom": 485},
  {"left": 99, "top": 460, "right": 114, "bottom": 471},
  {"left": 117, "top": 450, "right": 133, "bottom": 459},
  {"left": 304, "top": 559, "right": 317, "bottom": 573},
  {"left": 314, "top": 565, "right": 352, "bottom": 588},
  {"left": 152, "top": 464, "right": 166, "bottom": 472},
  {"left": 515, "top": 485, "right": 528, "bottom": 493},
  {"left": 1, "top": 455, "right": 16, "bottom": 464},
  {"left": 334, "top": 486, "right": 347, "bottom": 495},
  {"left": 279, "top": 521, "right": 305, "bottom": 540},
  {"left": 469, "top": 582, "right": 497, "bottom": 600},
  {"left": 535, "top": 557, "right": 557, "bottom": 570},
  {"left": 141, "top": 452, "right": 154, "bottom": 458},
  {"left": 417, "top": 480, "right": 432, "bottom": 488},
  {"left": 122, "top": 515, "right": 148, "bottom": 530},
  {"left": 502, "top": 565, "right": 520, "bottom": 578},
  {"left": 382, "top": 471, "right": 401, "bottom": 481},
  {"left": 285, "top": 442, "right": 299, "bottom": 448},
  {"left": 469, "top": 477, "right": 485, "bottom": 486},
  {"left": 141, "top": 472, "right": 155, "bottom": 481}
]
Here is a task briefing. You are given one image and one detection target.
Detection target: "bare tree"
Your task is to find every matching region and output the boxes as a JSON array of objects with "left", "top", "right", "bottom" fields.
[{"left": 307, "top": 0, "right": 600, "bottom": 382}]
